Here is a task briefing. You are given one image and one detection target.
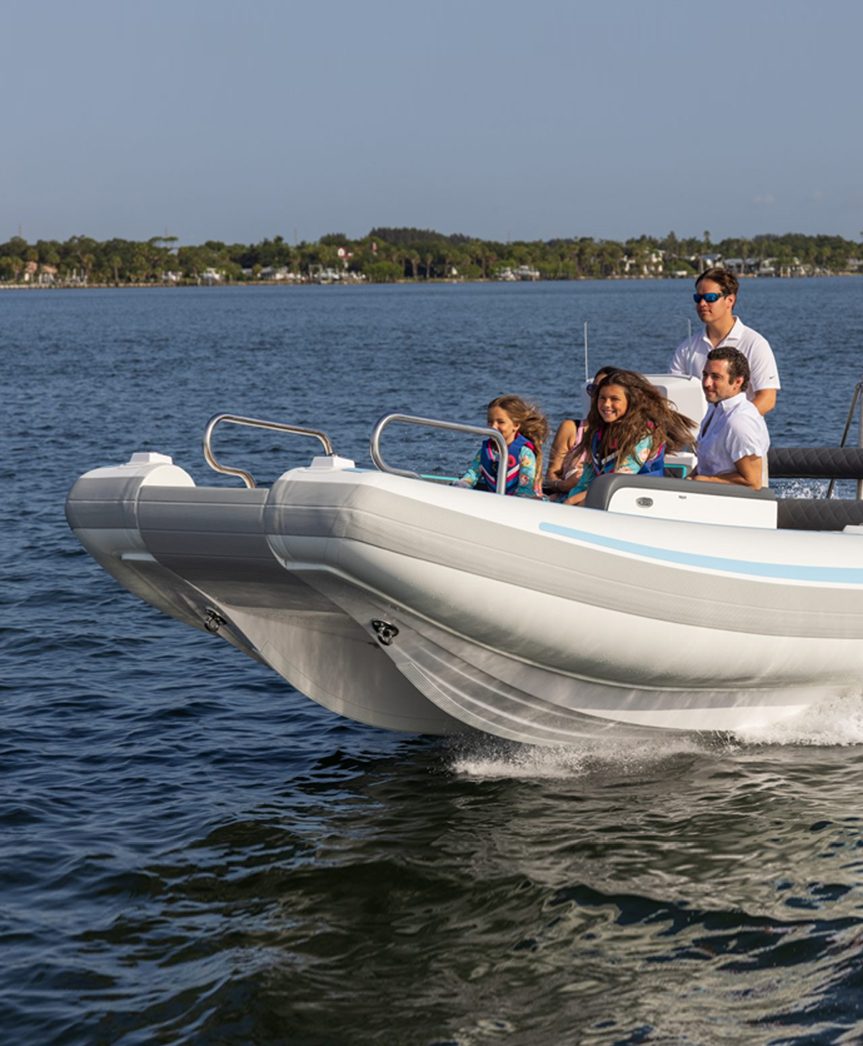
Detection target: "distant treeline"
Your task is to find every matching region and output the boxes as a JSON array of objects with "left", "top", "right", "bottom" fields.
[{"left": 1, "top": 228, "right": 860, "bottom": 285}]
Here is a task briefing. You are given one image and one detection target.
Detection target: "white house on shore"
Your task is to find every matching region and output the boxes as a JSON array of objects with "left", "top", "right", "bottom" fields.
[{"left": 23, "top": 261, "right": 58, "bottom": 285}]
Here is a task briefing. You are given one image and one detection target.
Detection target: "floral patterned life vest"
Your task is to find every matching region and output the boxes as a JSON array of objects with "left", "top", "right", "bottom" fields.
[
  {"left": 478, "top": 433, "right": 536, "bottom": 494},
  {"left": 590, "top": 424, "right": 665, "bottom": 477}
]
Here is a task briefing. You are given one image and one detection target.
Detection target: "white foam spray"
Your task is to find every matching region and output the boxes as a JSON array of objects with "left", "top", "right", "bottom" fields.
[
  {"left": 449, "top": 689, "right": 863, "bottom": 779},
  {"left": 732, "top": 687, "right": 863, "bottom": 746},
  {"left": 449, "top": 733, "right": 711, "bottom": 780},
  {"left": 774, "top": 478, "right": 826, "bottom": 500}
]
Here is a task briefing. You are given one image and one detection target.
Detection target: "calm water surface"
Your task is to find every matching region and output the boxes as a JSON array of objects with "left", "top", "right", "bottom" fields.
[{"left": 4, "top": 279, "right": 863, "bottom": 1043}]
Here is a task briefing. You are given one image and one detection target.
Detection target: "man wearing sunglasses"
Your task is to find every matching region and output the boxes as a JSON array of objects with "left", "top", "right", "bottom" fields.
[{"left": 669, "top": 267, "right": 780, "bottom": 416}]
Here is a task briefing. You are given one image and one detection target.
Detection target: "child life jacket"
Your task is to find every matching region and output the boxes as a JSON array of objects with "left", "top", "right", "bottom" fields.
[
  {"left": 590, "top": 425, "right": 665, "bottom": 477},
  {"left": 477, "top": 433, "right": 536, "bottom": 494}
]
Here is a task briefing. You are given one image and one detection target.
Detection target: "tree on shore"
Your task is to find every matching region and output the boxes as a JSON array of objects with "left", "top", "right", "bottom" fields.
[{"left": 0, "top": 228, "right": 860, "bottom": 285}]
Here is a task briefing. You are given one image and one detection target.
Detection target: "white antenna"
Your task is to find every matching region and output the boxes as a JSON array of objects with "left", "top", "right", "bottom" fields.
[
  {"left": 583, "top": 321, "right": 589, "bottom": 381},
  {"left": 687, "top": 318, "right": 692, "bottom": 338}
]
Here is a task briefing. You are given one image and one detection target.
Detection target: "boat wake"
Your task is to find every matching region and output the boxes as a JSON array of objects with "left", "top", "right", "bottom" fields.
[
  {"left": 448, "top": 733, "right": 710, "bottom": 780},
  {"left": 450, "top": 688, "right": 863, "bottom": 778},
  {"left": 732, "top": 686, "right": 863, "bottom": 746}
]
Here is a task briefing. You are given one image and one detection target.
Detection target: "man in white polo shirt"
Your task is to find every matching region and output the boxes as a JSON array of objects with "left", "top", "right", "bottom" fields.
[
  {"left": 694, "top": 347, "right": 770, "bottom": 490},
  {"left": 669, "top": 267, "right": 780, "bottom": 416}
]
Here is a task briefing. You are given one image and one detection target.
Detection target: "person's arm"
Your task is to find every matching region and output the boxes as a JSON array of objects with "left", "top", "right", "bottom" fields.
[
  {"left": 668, "top": 339, "right": 690, "bottom": 377},
  {"left": 693, "top": 454, "right": 763, "bottom": 489},
  {"left": 752, "top": 388, "right": 776, "bottom": 415},
  {"left": 747, "top": 333, "right": 780, "bottom": 415},
  {"left": 564, "top": 460, "right": 596, "bottom": 505},
  {"left": 455, "top": 447, "right": 482, "bottom": 488},
  {"left": 545, "top": 419, "right": 578, "bottom": 491},
  {"left": 514, "top": 446, "right": 540, "bottom": 497}
]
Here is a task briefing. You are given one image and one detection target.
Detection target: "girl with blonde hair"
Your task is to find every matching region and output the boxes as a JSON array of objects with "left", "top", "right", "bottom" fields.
[{"left": 457, "top": 394, "right": 549, "bottom": 498}]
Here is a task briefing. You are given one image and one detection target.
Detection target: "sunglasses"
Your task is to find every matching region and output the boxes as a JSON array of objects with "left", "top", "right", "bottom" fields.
[
  {"left": 693, "top": 292, "right": 725, "bottom": 304},
  {"left": 586, "top": 382, "right": 599, "bottom": 396}
]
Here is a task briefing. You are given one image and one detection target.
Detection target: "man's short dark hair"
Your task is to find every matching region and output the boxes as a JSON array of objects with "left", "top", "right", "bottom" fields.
[
  {"left": 697, "top": 267, "right": 739, "bottom": 298},
  {"left": 707, "top": 346, "right": 750, "bottom": 391}
]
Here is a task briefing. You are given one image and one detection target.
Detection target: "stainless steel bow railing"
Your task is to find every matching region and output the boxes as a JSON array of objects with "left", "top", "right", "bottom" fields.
[
  {"left": 370, "top": 413, "right": 510, "bottom": 494},
  {"left": 203, "top": 413, "right": 335, "bottom": 488}
]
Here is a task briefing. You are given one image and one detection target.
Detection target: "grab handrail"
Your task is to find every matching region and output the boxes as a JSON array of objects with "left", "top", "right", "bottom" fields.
[
  {"left": 203, "top": 413, "right": 335, "bottom": 488},
  {"left": 370, "top": 413, "right": 510, "bottom": 494}
]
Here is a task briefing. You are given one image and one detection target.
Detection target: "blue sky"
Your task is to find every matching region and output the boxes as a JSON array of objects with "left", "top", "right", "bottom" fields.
[{"left": 3, "top": 0, "right": 861, "bottom": 245}]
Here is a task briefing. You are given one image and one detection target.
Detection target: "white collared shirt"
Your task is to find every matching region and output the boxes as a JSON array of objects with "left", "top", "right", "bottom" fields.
[
  {"left": 669, "top": 317, "right": 781, "bottom": 401},
  {"left": 697, "top": 392, "right": 770, "bottom": 478}
]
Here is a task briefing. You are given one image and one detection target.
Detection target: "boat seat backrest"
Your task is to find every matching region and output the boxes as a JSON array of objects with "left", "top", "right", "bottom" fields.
[
  {"left": 768, "top": 446, "right": 863, "bottom": 480},
  {"left": 776, "top": 499, "right": 863, "bottom": 531}
]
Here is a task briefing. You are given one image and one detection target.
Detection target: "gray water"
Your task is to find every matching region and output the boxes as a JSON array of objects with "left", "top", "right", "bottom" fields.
[{"left": 4, "top": 278, "right": 863, "bottom": 1044}]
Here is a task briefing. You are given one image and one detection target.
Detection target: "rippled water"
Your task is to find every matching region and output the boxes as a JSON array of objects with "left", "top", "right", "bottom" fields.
[{"left": 4, "top": 279, "right": 863, "bottom": 1043}]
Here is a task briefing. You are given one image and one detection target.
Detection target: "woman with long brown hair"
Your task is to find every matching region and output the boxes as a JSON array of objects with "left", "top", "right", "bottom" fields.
[
  {"left": 544, "top": 364, "right": 618, "bottom": 499},
  {"left": 564, "top": 370, "right": 696, "bottom": 506}
]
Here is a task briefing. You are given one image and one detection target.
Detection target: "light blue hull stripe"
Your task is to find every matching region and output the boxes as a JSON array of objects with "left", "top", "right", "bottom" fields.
[{"left": 539, "top": 521, "right": 863, "bottom": 585}]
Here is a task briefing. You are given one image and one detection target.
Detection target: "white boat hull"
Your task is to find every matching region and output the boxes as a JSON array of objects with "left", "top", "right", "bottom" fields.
[{"left": 66, "top": 453, "right": 863, "bottom": 745}]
